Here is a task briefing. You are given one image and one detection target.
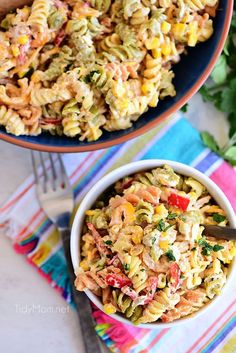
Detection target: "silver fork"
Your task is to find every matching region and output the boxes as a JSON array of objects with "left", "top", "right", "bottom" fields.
[{"left": 31, "top": 151, "right": 102, "bottom": 353}]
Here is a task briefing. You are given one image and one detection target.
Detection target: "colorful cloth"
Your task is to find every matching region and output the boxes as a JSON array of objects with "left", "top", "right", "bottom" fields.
[{"left": 1, "top": 113, "right": 236, "bottom": 353}]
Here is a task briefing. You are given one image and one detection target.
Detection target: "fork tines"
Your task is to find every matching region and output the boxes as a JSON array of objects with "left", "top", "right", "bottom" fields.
[{"left": 31, "top": 151, "right": 67, "bottom": 192}]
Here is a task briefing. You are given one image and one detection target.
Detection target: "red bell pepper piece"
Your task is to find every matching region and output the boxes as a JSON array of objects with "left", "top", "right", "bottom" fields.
[
  {"left": 168, "top": 192, "right": 190, "bottom": 211},
  {"left": 169, "top": 263, "right": 181, "bottom": 290},
  {"left": 105, "top": 274, "right": 132, "bottom": 288}
]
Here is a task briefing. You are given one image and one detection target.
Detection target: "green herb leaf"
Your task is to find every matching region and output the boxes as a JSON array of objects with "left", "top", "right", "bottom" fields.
[
  {"left": 140, "top": 269, "right": 145, "bottom": 272},
  {"left": 211, "top": 55, "right": 228, "bottom": 84},
  {"left": 213, "top": 244, "right": 224, "bottom": 252},
  {"left": 104, "top": 240, "right": 113, "bottom": 245},
  {"left": 202, "top": 247, "right": 212, "bottom": 256},
  {"left": 157, "top": 219, "right": 166, "bottom": 232},
  {"left": 200, "top": 132, "right": 219, "bottom": 153},
  {"left": 198, "top": 237, "right": 208, "bottom": 247},
  {"left": 152, "top": 237, "right": 157, "bottom": 245},
  {"left": 123, "top": 264, "right": 130, "bottom": 271},
  {"left": 199, "top": 86, "right": 216, "bottom": 103},
  {"left": 167, "top": 213, "right": 178, "bottom": 220},
  {"left": 212, "top": 213, "right": 226, "bottom": 223},
  {"left": 165, "top": 250, "right": 176, "bottom": 261},
  {"left": 220, "top": 79, "right": 236, "bottom": 113},
  {"left": 180, "top": 103, "right": 188, "bottom": 113},
  {"left": 223, "top": 146, "right": 236, "bottom": 165},
  {"left": 84, "top": 70, "right": 100, "bottom": 83},
  {"left": 199, "top": 10, "right": 236, "bottom": 167}
]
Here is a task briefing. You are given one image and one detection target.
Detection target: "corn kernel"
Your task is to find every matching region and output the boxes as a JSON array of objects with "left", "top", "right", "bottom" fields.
[
  {"left": 11, "top": 45, "right": 20, "bottom": 57},
  {"left": 188, "top": 34, "right": 198, "bottom": 47},
  {"left": 157, "top": 274, "right": 166, "bottom": 289},
  {"left": 80, "top": 260, "right": 89, "bottom": 271},
  {"left": 152, "top": 48, "right": 161, "bottom": 59},
  {"left": 161, "top": 21, "right": 171, "bottom": 34},
  {"left": 161, "top": 44, "right": 171, "bottom": 56},
  {"left": 159, "top": 240, "right": 169, "bottom": 250},
  {"left": 132, "top": 233, "right": 143, "bottom": 245},
  {"left": 17, "top": 35, "right": 29, "bottom": 45},
  {"left": 141, "top": 82, "right": 154, "bottom": 95},
  {"left": 85, "top": 210, "right": 96, "bottom": 216},
  {"left": 103, "top": 303, "right": 117, "bottom": 315},
  {"left": 193, "top": 275, "right": 202, "bottom": 286},
  {"left": 18, "top": 70, "right": 28, "bottom": 78},
  {"left": 155, "top": 204, "right": 168, "bottom": 217},
  {"left": 148, "top": 92, "right": 159, "bottom": 107},
  {"left": 172, "top": 23, "right": 186, "bottom": 38},
  {"left": 31, "top": 71, "right": 42, "bottom": 83},
  {"left": 65, "top": 21, "right": 73, "bottom": 34},
  {"left": 146, "top": 37, "right": 160, "bottom": 50}
]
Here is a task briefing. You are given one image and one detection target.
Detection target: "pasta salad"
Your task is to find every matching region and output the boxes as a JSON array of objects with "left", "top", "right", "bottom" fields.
[
  {"left": 0, "top": 0, "right": 216, "bottom": 141},
  {"left": 75, "top": 165, "right": 236, "bottom": 324}
]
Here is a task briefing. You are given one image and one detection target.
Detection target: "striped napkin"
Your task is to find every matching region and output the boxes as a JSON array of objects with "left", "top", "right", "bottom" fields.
[{"left": 1, "top": 113, "right": 236, "bottom": 353}]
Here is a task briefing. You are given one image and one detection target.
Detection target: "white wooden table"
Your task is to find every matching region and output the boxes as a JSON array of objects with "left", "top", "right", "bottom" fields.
[{"left": 0, "top": 93, "right": 228, "bottom": 353}]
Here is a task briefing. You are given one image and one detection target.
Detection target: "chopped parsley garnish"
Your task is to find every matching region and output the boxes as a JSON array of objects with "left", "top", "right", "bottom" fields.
[
  {"left": 165, "top": 250, "right": 176, "bottom": 261},
  {"left": 152, "top": 237, "right": 156, "bottom": 245},
  {"left": 140, "top": 269, "right": 145, "bottom": 272},
  {"left": 198, "top": 237, "right": 224, "bottom": 255},
  {"left": 213, "top": 244, "right": 224, "bottom": 252},
  {"left": 104, "top": 240, "right": 113, "bottom": 246},
  {"left": 167, "top": 213, "right": 178, "bottom": 220},
  {"left": 157, "top": 219, "right": 166, "bottom": 231},
  {"left": 180, "top": 217, "right": 187, "bottom": 222},
  {"left": 84, "top": 70, "right": 100, "bottom": 83},
  {"left": 212, "top": 213, "right": 226, "bottom": 223},
  {"left": 123, "top": 264, "right": 130, "bottom": 271},
  {"left": 180, "top": 274, "right": 185, "bottom": 279},
  {"left": 202, "top": 247, "right": 212, "bottom": 256},
  {"left": 198, "top": 238, "right": 209, "bottom": 247}
]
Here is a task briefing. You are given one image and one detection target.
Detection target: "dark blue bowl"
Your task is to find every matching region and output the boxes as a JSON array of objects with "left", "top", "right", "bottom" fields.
[{"left": 0, "top": 1, "right": 233, "bottom": 152}]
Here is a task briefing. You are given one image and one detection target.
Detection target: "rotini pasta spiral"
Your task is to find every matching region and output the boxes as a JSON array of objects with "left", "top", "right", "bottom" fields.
[
  {"left": 61, "top": 99, "right": 81, "bottom": 137},
  {"left": 28, "top": 0, "right": 51, "bottom": 33},
  {"left": 136, "top": 201, "right": 154, "bottom": 224},
  {"left": 0, "top": 105, "right": 27, "bottom": 136},
  {"left": 90, "top": 0, "right": 111, "bottom": 13},
  {"left": 134, "top": 288, "right": 180, "bottom": 324},
  {"left": 123, "top": 254, "right": 148, "bottom": 292}
]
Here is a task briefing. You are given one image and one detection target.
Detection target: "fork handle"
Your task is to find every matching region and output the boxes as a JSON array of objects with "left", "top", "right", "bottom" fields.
[{"left": 59, "top": 228, "right": 103, "bottom": 353}]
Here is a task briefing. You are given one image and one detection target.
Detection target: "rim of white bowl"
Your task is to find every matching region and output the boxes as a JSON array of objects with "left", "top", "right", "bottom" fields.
[{"left": 71, "top": 160, "right": 236, "bottom": 328}]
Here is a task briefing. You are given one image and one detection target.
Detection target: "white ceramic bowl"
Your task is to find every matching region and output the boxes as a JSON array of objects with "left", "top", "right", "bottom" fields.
[{"left": 71, "top": 160, "right": 236, "bottom": 328}]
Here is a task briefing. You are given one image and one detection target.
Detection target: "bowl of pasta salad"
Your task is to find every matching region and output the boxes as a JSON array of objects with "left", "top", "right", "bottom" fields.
[
  {"left": 0, "top": 0, "right": 233, "bottom": 152},
  {"left": 71, "top": 160, "right": 236, "bottom": 327}
]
